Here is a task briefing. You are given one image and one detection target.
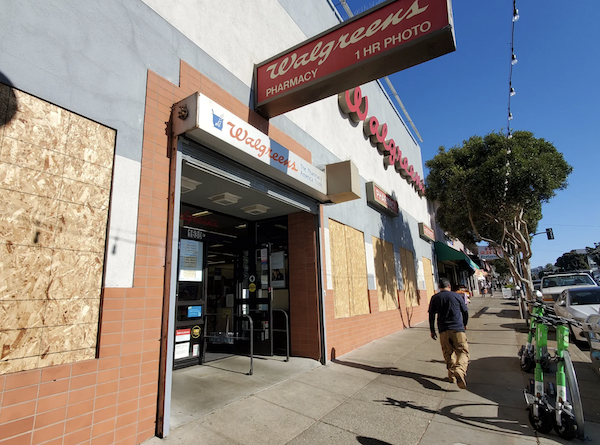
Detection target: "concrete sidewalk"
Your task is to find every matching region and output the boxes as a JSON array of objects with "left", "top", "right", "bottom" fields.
[{"left": 145, "top": 296, "right": 599, "bottom": 444}]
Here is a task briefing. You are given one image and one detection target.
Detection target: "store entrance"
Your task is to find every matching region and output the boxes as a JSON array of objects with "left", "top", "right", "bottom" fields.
[
  {"left": 174, "top": 203, "right": 290, "bottom": 369},
  {"left": 162, "top": 143, "right": 321, "bottom": 435}
]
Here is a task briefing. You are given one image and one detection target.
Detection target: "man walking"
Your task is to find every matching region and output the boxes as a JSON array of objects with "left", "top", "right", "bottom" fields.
[{"left": 428, "top": 277, "right": 470, "bottom": 389}]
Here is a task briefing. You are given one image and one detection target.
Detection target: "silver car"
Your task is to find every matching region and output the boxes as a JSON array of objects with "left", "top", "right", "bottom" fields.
[{"left": 554, "top": 286, "right": 600, "bottom": 341}]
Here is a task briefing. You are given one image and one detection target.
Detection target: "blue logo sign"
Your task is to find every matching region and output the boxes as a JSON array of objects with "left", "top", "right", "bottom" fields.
[{"left": 212, "top": 109, "right": 224, "bottom": 130}]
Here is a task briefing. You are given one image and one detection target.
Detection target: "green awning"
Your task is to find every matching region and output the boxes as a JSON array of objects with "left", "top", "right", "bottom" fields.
[{"left": 434, "top": 241, "right": 480, "bottom": 271}]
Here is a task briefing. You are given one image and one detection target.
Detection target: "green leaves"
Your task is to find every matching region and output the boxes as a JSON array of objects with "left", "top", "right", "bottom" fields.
[{"left": 425, "top": 130, "right": 572, "bottom": 245}]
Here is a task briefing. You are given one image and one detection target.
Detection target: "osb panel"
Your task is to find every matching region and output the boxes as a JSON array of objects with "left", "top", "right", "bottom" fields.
[
  {"left": 0, "top": 327, "right": 42, "bottom": 361},
  {"left": 0, "top": 160, "right": 64, "bottom": 200},
  {"left": 423, "top": 257, "right": 435, "bottom": 302},
  {"left": 63, "top": 155, "right": 112, "bottom": 190},
  {"left": 400, "top": 248, "right": 418, "bottom": 307},
  {"left": 383, "top": 240, "right": 399, "bottom": 310},
  {"left": 0, "top": 189, "right": 59, "bottom": 247},
  {"left": 346, "top": 226, "right": 369, "bottom": 316},
  {"left": 0, "top": 356, "right": 38, "bottom": 375},
  {"left": 38, "top": 348, "right": 95, "bottom": 369},
  {"left": 40, "top": 322, "right": 99, "bottom": 356},
  {"left": 2, "top": 88, "right": 70, "bottom": 152},
  {"left": 0, "top": 86, "right": 115, "bottom": 374},
  {"left": 44, "top": 299, "right": 100, "bottom": 327},
  {"left": 60, "top": 177, "right": 110, "bottom": 209},
  {"left": 0, "top": 244, "right": 52, "bottom": 300},
  {"left": 372, "top": 237, "right": 387, "bottom": 311},
  {"left": 329, "top": 219, "right": 350, "bottom": 319},
  {"left": 65, "top": 112, "right": 116, "bottom": 169},
  {"left": 53, "top": 201, "right": 109, "bottom": 252},
  {"left": 48, "top": 250, "right": 103, "bottom": 299},
  {"left": 0, "top": 300, "right": 45, "bottom": 330},
  {"left": 0, "top": 136, "right": 65, "bottom": 176}
]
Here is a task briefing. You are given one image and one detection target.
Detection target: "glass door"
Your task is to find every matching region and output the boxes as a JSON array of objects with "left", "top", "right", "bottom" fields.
[
  {"left": 173, "top": 227, "right": 206, "bottom": 369},
  {"left": 236, "top": 242, "right": 273, "bottom": 356}
]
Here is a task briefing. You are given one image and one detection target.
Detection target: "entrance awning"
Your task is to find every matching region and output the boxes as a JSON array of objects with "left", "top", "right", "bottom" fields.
[{"left": 434, "top": 241, "right": 480, "bottom": 272}]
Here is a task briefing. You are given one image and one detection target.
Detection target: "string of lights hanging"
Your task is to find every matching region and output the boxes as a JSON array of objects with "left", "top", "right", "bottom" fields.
[
  {"left": 507, "top": 0, "right": 519, "bottom": 138},
  {"left": 504, "top": 0, "right": 519, "bottom": 200}
]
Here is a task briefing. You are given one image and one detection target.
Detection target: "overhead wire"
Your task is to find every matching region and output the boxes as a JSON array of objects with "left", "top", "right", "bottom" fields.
[{"left": 504, "top": 0, "right": 519, "bottom": 201}]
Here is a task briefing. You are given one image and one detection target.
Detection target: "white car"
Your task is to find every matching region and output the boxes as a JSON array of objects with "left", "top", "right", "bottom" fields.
[
  {"left": 554, "top": 286, "right": 600, "bottom": 341},
  {"left": 540, "top": 272, "right": 597, "bottom": 304}
]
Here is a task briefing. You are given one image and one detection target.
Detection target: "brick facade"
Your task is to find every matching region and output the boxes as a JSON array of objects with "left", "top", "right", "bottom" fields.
[
  {"left": 0, "top": 56, "right": 429, "bottom": 444},
  {"left": 324, "top": 287, "right": 429, "bottom": 360},
  {"left": 288, "top": 212, "right": 321, "bottom": 361}
]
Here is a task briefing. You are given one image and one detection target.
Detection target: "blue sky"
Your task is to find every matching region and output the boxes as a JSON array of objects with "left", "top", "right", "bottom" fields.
[{"left": 334, "top": 0, "right": 600, "bottom": 268}]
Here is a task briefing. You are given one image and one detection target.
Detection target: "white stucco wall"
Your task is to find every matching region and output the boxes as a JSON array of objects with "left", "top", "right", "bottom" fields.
[{"left": 140, "top": 0, "right": 429, "bottom": 223}]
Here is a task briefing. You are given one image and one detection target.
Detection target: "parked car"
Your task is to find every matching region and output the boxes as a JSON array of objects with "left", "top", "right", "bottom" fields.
[
  {"left": 533, "top": 279, "right": 541, "bottom": 291},
  {"left": 540, "top": 272, "right": 597, "bottom": 304},
  {"left": 583, "top": 313, "right": 600, "bottom": 376},
  {"left": 554, "top": 286, "right": 600, "bottom": 341}
]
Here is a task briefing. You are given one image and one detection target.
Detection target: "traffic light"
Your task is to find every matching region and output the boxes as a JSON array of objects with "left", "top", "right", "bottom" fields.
[{"left": 546, "top": 228, "right": 554, "bottom": 240}]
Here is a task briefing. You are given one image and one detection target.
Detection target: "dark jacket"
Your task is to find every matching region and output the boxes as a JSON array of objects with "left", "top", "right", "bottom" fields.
[{"left": 428, "top": 290, "right": 469, "bottom": 334}]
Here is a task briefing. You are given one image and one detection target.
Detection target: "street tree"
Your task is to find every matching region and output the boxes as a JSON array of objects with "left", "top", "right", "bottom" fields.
[
  {"left": 538, "top": 263, "right": 555, "bottom": 279},
  {"left": 490, "top": 258, "right": 511, "bottom": 280},
  {"left": 586, "top": 242, "right": 600, "bottom": 266},
  {"left": 425, "top": 131, "right": 572, "bottom": 300},
  {"left": 555, "top": 250, "right": 589, "bottom": 271}
]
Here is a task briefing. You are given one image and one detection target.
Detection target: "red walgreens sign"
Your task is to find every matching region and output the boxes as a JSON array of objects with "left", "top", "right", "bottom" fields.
[{"left": 254, "top": 0, "right": 455, "bottom": 118}]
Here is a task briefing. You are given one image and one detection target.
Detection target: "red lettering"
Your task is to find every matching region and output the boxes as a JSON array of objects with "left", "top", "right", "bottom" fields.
[
  {"left": 340, "top": 87, "right": 426, "bottom": 196},
  {"left": 375, "top": 123, "right": 388, "bottom": 144},
  {"left": 344, "top": 87, "right": 368, "bottom": 122},
  {"left": 227, "top": 122, "right": 247, "bottom": 142}
]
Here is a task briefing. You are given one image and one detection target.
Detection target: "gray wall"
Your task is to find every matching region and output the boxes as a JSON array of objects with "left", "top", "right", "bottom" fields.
[{"left": 0, "top": 0, "right": 431, "bottom": 288}]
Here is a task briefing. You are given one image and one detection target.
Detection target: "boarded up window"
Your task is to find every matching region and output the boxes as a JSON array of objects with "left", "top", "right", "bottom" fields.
[
  {"left": 0, "top": 84, "right": 115, "bottom": 374},
  {"left": 372, "top": 237, "right": 398, "bottom": 311},
  {"left": 329, "top": 219, "right": 369, "bottom": 318},
  {"left": 399, "top": 247, "right": 419, "bottom": 307},
  {"left": 422, "top": 257, "right": 435, "bottom": 302}
]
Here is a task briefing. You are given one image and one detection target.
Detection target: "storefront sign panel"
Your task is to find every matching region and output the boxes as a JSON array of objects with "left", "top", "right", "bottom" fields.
[
  {"left": 197, "top": 94, "right": 327, "bottom": 195},
  {"left": 366, "top": 182, "right": 399, "bottom": 216},
  {"left": 255, "top": 0, "right": 455, "bottom": 117},
  {"left": 419, "top": 222, "right": 435, "bottom": 242},
  {"left": 478, "top": 246, "right": 502, "bottom": 260}
]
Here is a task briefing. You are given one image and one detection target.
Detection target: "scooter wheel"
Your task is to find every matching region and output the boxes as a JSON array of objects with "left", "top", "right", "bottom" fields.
[
  {"left": 521, "top": 355, "right": 535, "bottom": 373},
  {"left": 554, "top": 411, "right": 578, "bottom": 440},
  {"left": 529, "top": 404, "right": 553, "bottom": 433}
]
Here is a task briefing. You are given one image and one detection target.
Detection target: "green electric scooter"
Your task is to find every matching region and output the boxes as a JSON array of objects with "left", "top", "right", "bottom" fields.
[
  {"left": 524, "top": 312, "right": 585, "bottom": 440},
  {"left": 519, "top": 300, "right": 551, "bottom": 372}
]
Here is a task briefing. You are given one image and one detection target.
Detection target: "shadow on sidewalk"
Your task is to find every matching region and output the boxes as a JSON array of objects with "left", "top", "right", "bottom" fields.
[
  {"left": 334, "top": 356, "right": 537, "bottom": 438},
  {"left": 377, "top": 397, "right": 529, "bottom": 436},
  {"left": 356, "top": 437, "right": 394, "bottom": 445},
  {"left": 332, "top": 359, "right": 449, "bottom": 392}
]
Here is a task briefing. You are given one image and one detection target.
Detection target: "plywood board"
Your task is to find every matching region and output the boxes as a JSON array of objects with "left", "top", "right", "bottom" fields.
[
  {"left": 347, "top": 226, "right": 369, "bottom": 316},
  {"left": 400, "top": 247, "right": 419, "bottom": 307},
  {"left": 383, "top": 240, "right": 399, "bottom": 310},
  {"left": 422, "top": 257, "right": 435, "bottom": 302},
  {"left": 372, "top": 237, "right": 387, "bottom": 311},
  {"left": 0, "top": 244, "right": 52, "bottom": 300},
  {"left": 329, "top": 219, "right": 350, "bottom": 318},
  {"left": 0, "top": 86, "right": 115, "bottom": 374}
]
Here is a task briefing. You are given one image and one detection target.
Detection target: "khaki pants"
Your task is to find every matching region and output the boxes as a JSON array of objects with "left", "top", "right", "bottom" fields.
[{"left": 439, "top": 330, "right": 469, "bottom": 379}]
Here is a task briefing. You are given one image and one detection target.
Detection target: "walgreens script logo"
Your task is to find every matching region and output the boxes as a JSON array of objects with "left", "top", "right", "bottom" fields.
[
  {"left": 225, "top": 122, "right": 297, "bottom": 171},
  {"left": 339, "top": 86, "right": 425, "bottom": 196},
  {"left": 264, "top": 0, "right": 429, "bottom": 82}
]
